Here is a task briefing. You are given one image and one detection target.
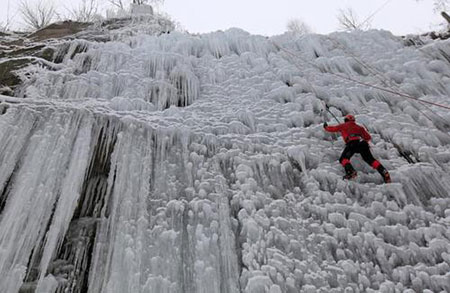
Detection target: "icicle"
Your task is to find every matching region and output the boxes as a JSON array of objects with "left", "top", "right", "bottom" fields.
[
  {"left": 88, "top": 125, "right": 154, "bottom": 292},
  {"left": 0, "top": 108, "right": 37, "bottom": 195},
  {"left": 0, "top": 110, "right": 90, "bottom": 292},
  {"left": 1, "top": 18, "right": 450, "bottom": 293},
  {"left": 35, "top": 275, "right": 58, "bottom": 293},
  {"left": 169, "top": 65, "right": 200, "bottom": 108},
  {"left": 287, "top": 146, "right": 308, "bottom": 175},
  {"left": 36, "top": 114, "right": 93, "bottom": 286}
]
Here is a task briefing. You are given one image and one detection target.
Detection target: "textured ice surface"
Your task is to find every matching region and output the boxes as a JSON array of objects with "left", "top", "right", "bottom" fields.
[{"left": 0, "top": 17, "right": 449, "bottom": 293}]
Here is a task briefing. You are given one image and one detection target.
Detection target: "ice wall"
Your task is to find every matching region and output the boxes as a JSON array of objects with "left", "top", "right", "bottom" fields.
[{"left": 0, "top": 20, "right": 449, "bottom": 293}]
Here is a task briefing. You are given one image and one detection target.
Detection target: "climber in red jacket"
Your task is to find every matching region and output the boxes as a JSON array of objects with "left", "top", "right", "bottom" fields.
[{"left": 324, "top": 114, "right": 391, "bottom": 183}]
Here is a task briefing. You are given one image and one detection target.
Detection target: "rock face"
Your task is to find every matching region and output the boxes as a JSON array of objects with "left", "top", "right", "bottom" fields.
[
  {"left": 0, "top": 16, "right": 175, "bottom": 96},
  {"left": 0, "top": 59, "right": 31, "bottom": 94},
  {"left": 0, "top": 15, "right": 450, "bottom": 293},
  {"left": 0, "top": 22, "right": 83, "bottom": 96},
  {"left": 27, "top": 21, "right": 92, "bottom": 42}
]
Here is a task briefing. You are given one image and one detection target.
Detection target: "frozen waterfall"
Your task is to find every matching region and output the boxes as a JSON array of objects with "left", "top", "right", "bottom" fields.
[{"left": 0, "top": 19, "right": 449, "bottom": 293}]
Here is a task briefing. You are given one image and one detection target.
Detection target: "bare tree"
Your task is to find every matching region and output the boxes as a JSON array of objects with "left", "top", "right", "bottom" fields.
[
  {"left": 108, "top": 0, "right": 125, "bottom": 9},
  {"left": 0, "top": 22, "right": 8, "bottom": 33},
  {"left": 415, "top": 0, "right": 449, "bottom": 13},
  {"left": 0, "top": 19, "right": 13, "bottom": 32},
  {"left": 67, "top": 0, "right": 99, "bottom": 22},
  {"left": 1, "top": 0, "right": 15, "bottom": 32},
  {"left": 416, "top": 0, "right": 450, "bottom": 27},
  {"left": 286, "top": 18, "right": 312, "bottom": 35},
  {"left": 337, "top": 7, "right": 371, "bottom": 31},
  {"left": 433, "top": 0, "right": 450, "bottom": 12},
  {"left": 19, "top": 0, "right": 56, "bottom": 30}
]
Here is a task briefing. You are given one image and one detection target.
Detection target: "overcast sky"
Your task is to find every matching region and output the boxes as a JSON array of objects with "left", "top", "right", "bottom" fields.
[{"left": 0, "top": 0, "right": 443, "bottom": 36}]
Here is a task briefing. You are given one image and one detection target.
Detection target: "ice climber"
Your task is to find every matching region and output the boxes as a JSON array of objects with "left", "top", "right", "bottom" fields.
[{"left": 323, "top": 114, "right": 391, "bottom": 183}]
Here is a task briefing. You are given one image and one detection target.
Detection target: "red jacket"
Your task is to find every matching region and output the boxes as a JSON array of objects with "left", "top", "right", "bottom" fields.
[{"left": 324, "top": 121, "right": 371, "bottom": 144}]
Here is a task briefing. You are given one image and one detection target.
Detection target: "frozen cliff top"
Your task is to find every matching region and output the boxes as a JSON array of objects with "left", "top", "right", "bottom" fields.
[{"left": 0, "top": 16, "right": 449, "bottom": 293}]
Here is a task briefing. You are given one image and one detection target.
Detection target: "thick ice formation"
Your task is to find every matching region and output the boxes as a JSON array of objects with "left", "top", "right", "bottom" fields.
[{"left": 0, "top": 18, "right": 449, "bottom": 293}]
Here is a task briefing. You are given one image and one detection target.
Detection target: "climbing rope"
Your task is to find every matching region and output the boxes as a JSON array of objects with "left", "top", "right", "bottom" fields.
[
  {"left": 359, "top": 0, "right": 394, "bottom": 30},
  {"left": 272, "top": 40, "right": 450, "bottom": 111},
  {"left": 325, "top": 36, "right": 450, "bottom": 127},
  {"left": 272, "top": 38, "right": 450, "bottom": 166}
]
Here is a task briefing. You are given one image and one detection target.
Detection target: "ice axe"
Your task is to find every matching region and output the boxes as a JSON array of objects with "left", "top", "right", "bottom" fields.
[{"left": 321, "top": 101, "right": 340, "bottom": 124}]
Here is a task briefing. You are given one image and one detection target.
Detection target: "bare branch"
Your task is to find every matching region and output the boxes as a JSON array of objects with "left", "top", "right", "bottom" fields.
[
  {"left": 415, "top": 0, "right": 450, "bottom": 13},
  {"left": 108, "top": 0, "right": 125, "bottom": 10},
  {"left": 0, "top": 22, "right": 8, "bottom": 33},
  {"left": 19, "top": 0, "right": 56, "bottom": 30},
  {"left": 433, "top": 0, "right": 450, "bottom": 13},
  {"left": 286, "top": 18, "right": 312, "bottom": 35},
  {"left": 337, "top": 7, "right": 371, "bottom": 31},
  {"left": 1, "top": 0, "right": 14, "bottom": 32},
  {"left": 66, "top": 0, "right": 99, "bottom": 22}
]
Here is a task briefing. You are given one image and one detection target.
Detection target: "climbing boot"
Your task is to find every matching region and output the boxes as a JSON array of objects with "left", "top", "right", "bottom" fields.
[
  {"left": 381, "top": 170, "right": 391, "bottom": 183},
  {"left": 343, "top": 164, "right": 357, "bottom": 180},
  {"left": 377, "top": 166, "right": 391, "bottom": 183}
]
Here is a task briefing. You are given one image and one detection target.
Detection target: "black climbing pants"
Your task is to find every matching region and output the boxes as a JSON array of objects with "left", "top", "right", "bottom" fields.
[{"left": 339, "top": 140, "right": 377, "bottom": 168}]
